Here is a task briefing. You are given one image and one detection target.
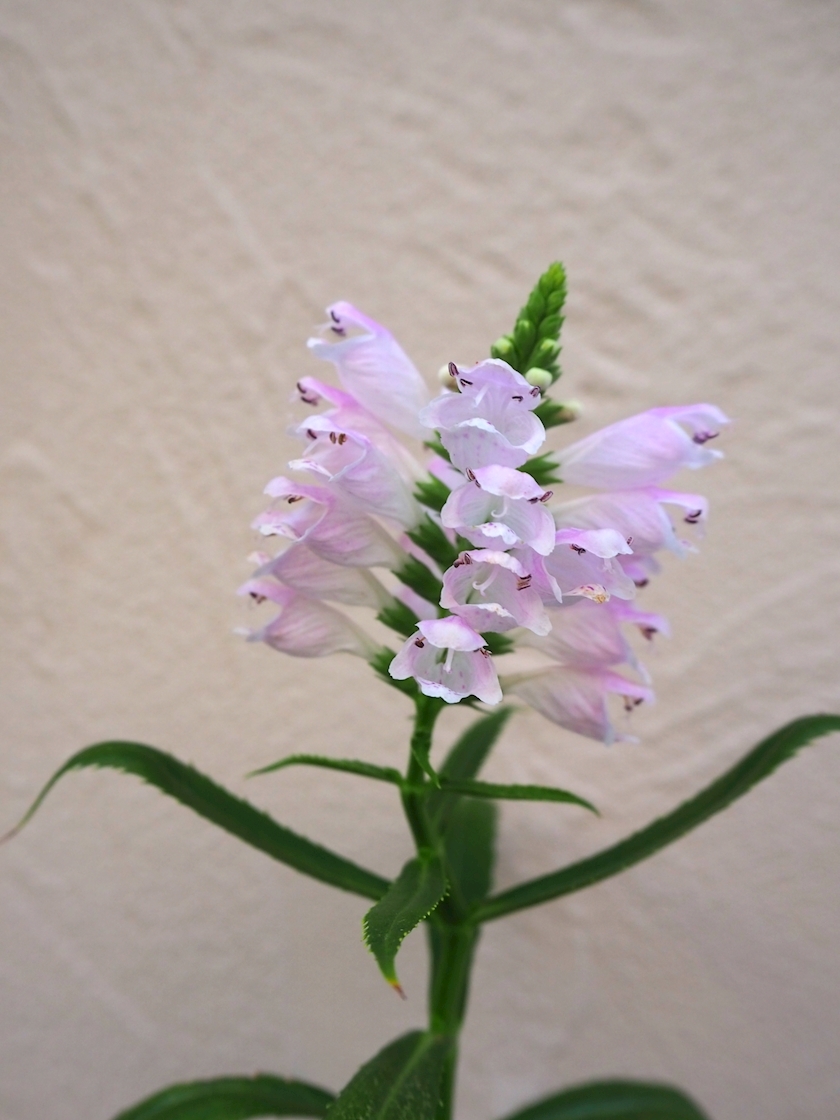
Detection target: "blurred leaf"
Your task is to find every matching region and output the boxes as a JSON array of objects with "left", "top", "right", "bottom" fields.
[
  {"left": 440, "top": 778, "right": 596, "bottom": 815},
  {"left": 415, "top": 476, "right": 451, "bottom": 513},
  {"left": 378, "top": 598, "right": 423, "bottom": 639},
  {"left": 370, "top": 647, "right": 420, "bottom": 699},
  {"left": 364, "top": 853, "right": 448, "bottom": 988},
  {"left": 249, "top": 754, "right": 402, "bottom": 786},
  {"left": 533, "top": 398, "right": 578, "bottom": 430},
  {"left": 394, "top": 555, "right": 444, "bottom": 608},
  {"left": 443, "top": 798, "right": 497, "bottom": 908},
  {"left": 113, "top": 1074, "right": 334, "bottom": 1120},
  {"left": 476, "top": 714, "right": 840, "bottom": 921},
  {"left": 327, "top": 1031, "right": 452, "bottom": 1120},
  {"left": 4, "top": 742, "right": 389, "bottom": 902},
  {"left": 499, "top": 1079, "right": 708, "bottom": 1120},
  {"left": 406, "top": 517, "right": 459, "bottom": 570},
  {"left": 519, "top": 451, "right": 561, "bottom": 485},
  {"left": 427, "top": 707, "right": 514, "bottom": 829}
]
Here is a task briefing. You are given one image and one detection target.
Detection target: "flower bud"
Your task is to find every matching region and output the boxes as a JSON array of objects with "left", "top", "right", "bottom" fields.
[
  {"left": 490, "top": 336, "right": 516, "bottom": 361},
  {"left": 524, "top": 367, "right": 554, "bottom": 391}
]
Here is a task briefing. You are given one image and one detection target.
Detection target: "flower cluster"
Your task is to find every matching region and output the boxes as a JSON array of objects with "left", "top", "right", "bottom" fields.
[{"left": 241, "top": 300, "right": 728, "bottom": 744}]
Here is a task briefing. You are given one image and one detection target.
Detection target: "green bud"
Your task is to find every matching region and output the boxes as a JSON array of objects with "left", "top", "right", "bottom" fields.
[
  {"left": 535, "top": 338, "right": 560, "bottom": 363},
  {"left": 524, "top": 367, "right": 554, "bottom": 391},
  {"left": 490, "top": 336, "right": 516, "bottom": 360},
  {"left": 513, "top": 317, "right": 536, "bottom": 355}
]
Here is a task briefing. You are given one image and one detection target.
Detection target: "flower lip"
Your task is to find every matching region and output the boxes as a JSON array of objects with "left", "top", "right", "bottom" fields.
[{"left": 417, "top": 615, "right": 487, "bottom": 652}]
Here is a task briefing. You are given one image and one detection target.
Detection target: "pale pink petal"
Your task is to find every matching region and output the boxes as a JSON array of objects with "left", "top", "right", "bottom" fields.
[
  {"left": 557, "top": 406, "right": 727, "bottom": 489},
  {"left": 421, "top": 359, "right": 546, "bottom": 469},
  {"left": 242, "top": 591, "right": 377, "bottom": 659},
  {"left": 441, "top": 474, "right": 555, "bottom": 555},
  {"left": 441, "top": 550, "right": 551, "bottom": 635},
  {"left": 256, "top": 478, "right": 403, "bottom": 568},
  {"left": 307, "top": 302, "right": 429, "bottom": 438},
  {"left": 503, "top": 666, "right": 654, "bottom": 744},
  {"left": 254, "top": 545, "right": 391, "bottom": 607},
  {"left": 606, "top": 598, "right": 672, "bottom": 640},
  {"left": 290, "top": 416, "right": 421, "bottom": 528},
  {"left": 542, "top": 533, "right": 637, "bottom": 602},
  {"left": 389, "top": 618, "right": 502, "bottom": 704},
  {"left": 516, "top": 597, "right": 648, "bottom": 680},
  {"left": 554, "top": 489, "right": 709, "bottom": 558}
]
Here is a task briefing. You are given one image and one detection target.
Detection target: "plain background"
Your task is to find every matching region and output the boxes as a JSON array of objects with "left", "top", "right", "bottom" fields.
[{"left": 2, "top": 2, "right": 839, "bottom": 1118}]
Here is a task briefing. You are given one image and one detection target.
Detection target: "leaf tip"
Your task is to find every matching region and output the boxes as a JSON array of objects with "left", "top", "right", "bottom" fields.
[{"left": 389, "top": 978, "right": 408, "bottom": 1000}]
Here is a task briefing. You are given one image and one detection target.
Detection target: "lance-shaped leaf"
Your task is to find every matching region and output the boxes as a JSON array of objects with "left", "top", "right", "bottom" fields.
[
  {"left": 363, "top": 852, "right": 447, "bottom": 990},
  {"left": 439, "top": 778, "right": 597, "bottom": 814},
  {"left": 249, "top": 754, "right": 403, "bottom": 786},
  {"left": 427, "top": 707, "right": 514, "bottom": 828},
  {"left": 443, "top": 798, "right": 497, "bottom": 909},
  {"left": 327, "top": 1031, "right": 451, "bottom": 1120},
  {"left": 475, "top": 714, "right": 840, "bottom": 922},
  {"left": 3, "top": 742, "right": 389, "bottom": 902},
  {"left": 113, "top": 1074, "right": 334, "bottom": 1120},
  {"left": 499, "top": 1079, "right": 708, "bottom": 1120}
]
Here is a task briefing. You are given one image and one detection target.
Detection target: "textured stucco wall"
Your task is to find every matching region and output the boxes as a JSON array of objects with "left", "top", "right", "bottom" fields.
[{"left": 2, "top": 2, "right": 840, "bottom": 1118}]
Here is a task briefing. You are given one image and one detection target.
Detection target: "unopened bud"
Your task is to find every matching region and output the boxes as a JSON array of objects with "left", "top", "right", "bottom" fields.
[
  {"left": 524, "top": 367, "right": 554, "bottom": 391},
  {"left": 438, "top": 364, "right": 459, "bottom": 390},
  {"left": 490, "top": 336, "right": 515, "bottom": 361}
]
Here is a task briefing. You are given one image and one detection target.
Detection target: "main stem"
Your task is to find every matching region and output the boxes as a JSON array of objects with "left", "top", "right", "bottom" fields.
[{"left": 401, "top": 696, "right": 480, "bottom": 1120}]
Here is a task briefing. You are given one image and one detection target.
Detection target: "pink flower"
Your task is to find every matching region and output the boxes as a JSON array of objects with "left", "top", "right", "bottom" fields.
[
  {"left": 250, "top": 544, "right": 391, "bottom": 608},
  {"left": 238, "top": 581, "right": 378, "bottom": 659},
  {"left": 441, "top": 465, "right": 555, "bottom": 555},
  {"left": 515, "top": 596, "right": 648, "bottom": 681},
  {"left": 421, "top": 359, "right": 546, "bottom": 469},
  {"left": 553, "top": 488, "right": 709, "bottom": 559},
  {"left": 289, "top": 415, "right": 422, "bottom": 528},
  {"left": 307, "top": 302, "right": 430, "bottom": 438},
  {"left": 557, "top": 404, "right": 729, "bottom": 489},
  {"left": 389, "top": 616, "right": 502, "bottom": 704},
  {"left": 528, "top": 528, "right": 636, "bottom": 603},
  {"left": 254, "top": 478, "right": 404, "bottom": 568},
  {"left": 503, "top": 665, "right": 654, "bottom": 744},
  {"left": 440, "top": 549, "right": 551, "bottom": 635}
]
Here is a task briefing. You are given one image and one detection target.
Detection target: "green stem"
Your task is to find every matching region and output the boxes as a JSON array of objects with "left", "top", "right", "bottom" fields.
[{"left": 401, "top": 695, "right": 480, "bottom": 1120}]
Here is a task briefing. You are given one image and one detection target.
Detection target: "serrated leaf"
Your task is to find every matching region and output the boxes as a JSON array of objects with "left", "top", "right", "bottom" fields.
[
  {"left": 394, "top": 554, "right": 444, "bottom": 607},
  {"left": 476, "top": 714, "right": 840, "bottom": 922},
  {"left": 443, "top": 798, "right": 497, "bottom": 908},
  {"left": 406, "top": 517, "right": 460, "bottom": 571},
  {"left": 414, "top": 476, "right": 451, "bottom": 513},
  {"left": 499, "top": 1078, "right": 708, "bottom": 1120},
  {"left": 363, "top": 853, "right": 448, "bottom": 988},
  {"left": 248, "top": 754, "right": 403, "bottom": 786},
  {"left": 534, "top": 399, "right": 577, "bottom": 429},
  {"left": 440, "top": 778, "right": 597, "bottom": 814},
  {"left": 326, "top": 1031, "right": 452, "bottom": 1120},
  {"left": 519, "top": 451, "right": 562, "bottom": 486},
  {"left": 378, "top": 598, "right": 422, "bottom": 639},
  {"left": 4, "top": 743, "right": 389, "bottom": 902},
  {"left": 112, "top": 1074, "right": 334, "bottom": 1120}
]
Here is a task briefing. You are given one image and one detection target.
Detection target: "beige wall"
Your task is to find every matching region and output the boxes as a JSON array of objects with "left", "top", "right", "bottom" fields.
[{"left": 2, "top": 2, "right": 840, "bottom": 1118}]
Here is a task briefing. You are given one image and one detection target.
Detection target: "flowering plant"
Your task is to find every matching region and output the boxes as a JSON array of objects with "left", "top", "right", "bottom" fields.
[{"left": 6, "top": 265, "right": 839, "bottom": 1120}]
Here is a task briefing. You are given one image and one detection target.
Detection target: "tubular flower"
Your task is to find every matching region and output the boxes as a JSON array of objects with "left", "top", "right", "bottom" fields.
[{"left": 241, "top": 299, "right": 727, "bottom": 744}]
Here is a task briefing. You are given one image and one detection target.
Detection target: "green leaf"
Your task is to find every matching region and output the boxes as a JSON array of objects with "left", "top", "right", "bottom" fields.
[
  {"left": 499, "top": 1079, "right": 708, "bottom": 1120},
  {"left": 4, "top": 742, "right": 389, "bottom": 902},
  {"left": 439, "top": 778, "right": 597, "bottom": 814},
  {"left": 443, "top": 798, "right": 497, "bottom": 908},
  {"left": 475, "top": 714, "right": 840, "bottom": 922},
  {"left": 534, "top": 398, "right": 578, "bottom": 430},
  {"left": 248, "top": 754, "right": 403, "bottom": 786},
  {"left": 377, "top": 598, "right": 422, "bottom": 639},
  {"left": 519, "top": 451, "right": 561, "bottom": 486},
  {"left": 112, "top": 1074, "right": 334, "bottom": 1120},
  {"left": 440, "top": 707, "right": 515, "bottom": 782},
  {"left": 326, "top": 1031, "right": 452, "bottom": 1120},
  {"left": 482, "top": 632, "right": 515, "bottom": 656},
  {"left": 414, "top": 476, "right": 451, "bottom": 513},
  {"left": 363, "top": 853, "right": 448, "bottom": 989},
  {"left": 394, "top": 554, "right": 444, "bottom": 607},
  {"left": 406, "top": 516, "right": 460, "bottom": 571}
]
